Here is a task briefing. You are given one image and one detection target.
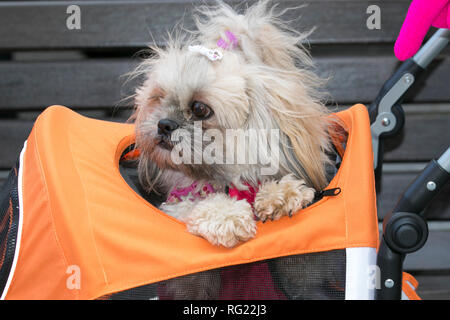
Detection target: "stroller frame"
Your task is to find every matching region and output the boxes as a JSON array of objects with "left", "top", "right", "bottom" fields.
[
  {"left": 0, "top": 30, "right": 448, "bottom": 301},
  {"left": 370, "top": 29, "right": 450, "bottom": 299}
]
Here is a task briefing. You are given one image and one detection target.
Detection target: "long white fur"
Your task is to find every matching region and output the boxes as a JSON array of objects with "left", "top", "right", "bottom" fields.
[{"left": 132, "top": 0, "right": 334, "bottom": 248}]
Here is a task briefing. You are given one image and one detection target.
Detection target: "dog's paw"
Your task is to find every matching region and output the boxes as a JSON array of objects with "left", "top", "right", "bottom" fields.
[
  {"left": 184, "top": 193, "right": 256, "bottom": 248},
  {"left": 254, "top": 174, "right": 315, "bottom": 222}
]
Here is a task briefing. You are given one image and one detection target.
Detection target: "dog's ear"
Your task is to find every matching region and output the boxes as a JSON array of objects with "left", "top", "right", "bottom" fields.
[
  {"left": 247, "top": 69, "right": 333, "bottom": 191},
  {"left": 195, "top": 1, "right": 336, "bottom": 189},
  {"left": 194, "top": 0, "right": 312, "bottom": 70}
]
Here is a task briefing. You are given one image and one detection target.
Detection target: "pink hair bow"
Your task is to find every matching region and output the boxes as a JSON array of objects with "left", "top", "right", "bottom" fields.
[{"left": 217, "top": 30, "right": 239, "bottom": 50}]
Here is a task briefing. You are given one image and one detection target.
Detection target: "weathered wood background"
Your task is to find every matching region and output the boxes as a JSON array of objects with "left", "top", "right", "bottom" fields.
[{"left": 0, "top": 0, "right": 449, "bottom": 299}]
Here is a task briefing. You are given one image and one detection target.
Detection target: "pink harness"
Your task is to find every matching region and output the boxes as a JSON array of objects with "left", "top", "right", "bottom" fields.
[
  {"left": 164, "top": 181, "right": 286, "bottom": 299},
  {"left": 167, "top": 181, "right": 259, "bottom": 208},
  {"left": 166, "top": 181, "right": 217, "bottom": 204}
]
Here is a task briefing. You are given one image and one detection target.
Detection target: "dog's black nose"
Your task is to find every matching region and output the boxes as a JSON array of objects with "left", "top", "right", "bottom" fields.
[{"left": 158, "top": 118, "right": 179, "bottom": 135}]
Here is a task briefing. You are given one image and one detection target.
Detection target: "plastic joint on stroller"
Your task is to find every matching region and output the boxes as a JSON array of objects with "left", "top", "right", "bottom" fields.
[{"left": 369, "top": 29, "right": 450, "bottom": 300}]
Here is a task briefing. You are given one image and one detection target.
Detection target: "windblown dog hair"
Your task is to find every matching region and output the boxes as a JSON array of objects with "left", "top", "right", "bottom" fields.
[
  {"left": 132, "top": 0, "right": 334, "bottom": 191},
  {"left": 131, "top": 0, "right": 339, "bottom": 299}
]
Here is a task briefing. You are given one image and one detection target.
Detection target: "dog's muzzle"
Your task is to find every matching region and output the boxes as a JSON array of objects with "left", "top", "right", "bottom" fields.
[{"left": 156, "top": 118, "right": 178, "bottom": 150}]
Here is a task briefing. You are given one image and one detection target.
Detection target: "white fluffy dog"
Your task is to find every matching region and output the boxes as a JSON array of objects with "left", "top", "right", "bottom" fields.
[{"left": 132, "top": 0, "right": 335, "bottom": 249}]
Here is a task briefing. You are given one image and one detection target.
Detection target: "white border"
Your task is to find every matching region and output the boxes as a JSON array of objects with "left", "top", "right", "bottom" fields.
[
  {"left": 345, "top": 247, "right": 377, "bottom": 300},
  {"left": 1, "top": 141, "right": 27, "bottom": 300},
  {"left": 401, "top": 280, "right": 416, "bottom": 300}
]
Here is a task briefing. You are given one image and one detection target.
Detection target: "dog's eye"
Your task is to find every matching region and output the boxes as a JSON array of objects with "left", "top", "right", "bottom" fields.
[{"left": 191, "top": 101, "right": 213, "bottom": 119}]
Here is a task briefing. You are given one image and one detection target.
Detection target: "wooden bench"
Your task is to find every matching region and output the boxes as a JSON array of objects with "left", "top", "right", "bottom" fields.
[{"left": 0, "top": 0, "right": 449, "bottom": 299}]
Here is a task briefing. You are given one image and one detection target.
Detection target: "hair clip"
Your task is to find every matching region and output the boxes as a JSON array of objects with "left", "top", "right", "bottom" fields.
[
  {"left": 217, "top": 30, "right": 238, "bottom": 50},
  {"left": 188, "top": 45, "right": 223, "bottom": 61}
]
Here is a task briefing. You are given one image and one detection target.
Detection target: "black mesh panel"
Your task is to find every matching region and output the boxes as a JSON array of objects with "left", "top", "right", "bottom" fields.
[
  {"left": 101, "top": 249, "right": 346, "bottom": 300},
  {"left": 0, "top": 162, "right": 21, "bottom": 297}
]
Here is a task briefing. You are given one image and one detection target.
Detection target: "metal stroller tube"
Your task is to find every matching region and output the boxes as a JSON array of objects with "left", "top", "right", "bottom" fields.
[
  {"left": 376, "top": 148, "right": 450, "bottom": 299},
  {"left": 413, "top": 29, "right": 450, "bottom": 69},
  {"left": 437, "top": 147, "right": 450, "bottom": 173},
  {"left": 369, "top": 29, "right": 449, "bottom": 193},
  {"left": 373, "top": 29, "right": 450, "bottom": 299}
]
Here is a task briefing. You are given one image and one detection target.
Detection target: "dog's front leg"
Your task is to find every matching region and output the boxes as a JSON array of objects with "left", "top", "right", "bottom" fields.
[
  {"left": 254, "top": 174, "right": 315, "bottom": 222},
  {"left": 181, "top": 193, "right": 257, "bottom": 248}
]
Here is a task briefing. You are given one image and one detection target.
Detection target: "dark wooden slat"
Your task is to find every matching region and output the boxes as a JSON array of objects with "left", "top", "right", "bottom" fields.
[
  {"left": 0, "top": 110, "right": 129, "bottom": 169},
  {"left": 0, "top": 59, "right": 138, "bottom": 109},
  {"left": 319, "top": 56, "right": 450, "bottom": 104},
  {"left": 0, "top": 120, "right": 31, "bottom": 169},
  {"left": 411, "top": 272, "right": 450, "bottom": 300},
  {"left": 1, "top": 106, "right": 449, "bottom": 166},
  {"left": 0, "top": 171, "right": 9, "bottom": 186},
  {"left": 383, "top": 106, "right": 450, "bottom": 162},
  {"left": 0, "top": 0, "right": 410, "bottom": 50},
  {"left": 379, "top": 164, "right": 450, "bottom": 221},
  {"left": 404, "top": 225, "right": 450, "bottom": 271},
  {"left": 1, "top": 56, "right": 449, "bottom": 109}
]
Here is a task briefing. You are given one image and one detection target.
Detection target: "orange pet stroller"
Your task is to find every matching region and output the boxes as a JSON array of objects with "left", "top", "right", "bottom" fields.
[
  {"left": 1, "top": 29, "right": 449, "bottom": 301},
  {"left": 0, "top": 103, "right": 417, "bottom": 300}
]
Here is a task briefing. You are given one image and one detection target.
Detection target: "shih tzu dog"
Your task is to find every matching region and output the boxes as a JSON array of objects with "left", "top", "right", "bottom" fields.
[{"left": 131, "top": 0, "right": 340, "bottom": 298}]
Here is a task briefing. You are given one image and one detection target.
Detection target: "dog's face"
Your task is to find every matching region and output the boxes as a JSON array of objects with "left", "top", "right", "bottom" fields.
[
  {"left": 134, "top": 47, "right": 252, "bottom": 181},
  {"left": 133, "top": 1, "right": 334, "bottom": 190}
]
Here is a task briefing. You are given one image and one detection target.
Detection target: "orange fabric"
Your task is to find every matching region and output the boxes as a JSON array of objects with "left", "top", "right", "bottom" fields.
[
  {"left": 121, "top": 149, "right": 140, "bottom": 161},
  {"left": 329, "top": 120, "right": 348, "bottom": 159},
  {"left": 5, "top": 104, "right": 378, "bottom": 299},
  {"left": 402, "top": 272, "right": 421, "bottom": 300}
]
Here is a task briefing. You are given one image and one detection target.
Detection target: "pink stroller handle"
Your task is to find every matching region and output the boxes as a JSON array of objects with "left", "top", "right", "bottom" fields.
[{"left": 395, "top": 0, "right": 449, "bottom": 60}]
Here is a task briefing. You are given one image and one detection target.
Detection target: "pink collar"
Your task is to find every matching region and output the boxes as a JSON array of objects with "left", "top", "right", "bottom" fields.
[
  {"left": 167, "top": 181, "right": 259, "bottom": 207},
  {"left": 166, "top": 181, "right": 217, "bottom": 204},
  {"left": 227, "top": 183, "right": 259, "bottom": 208}
]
